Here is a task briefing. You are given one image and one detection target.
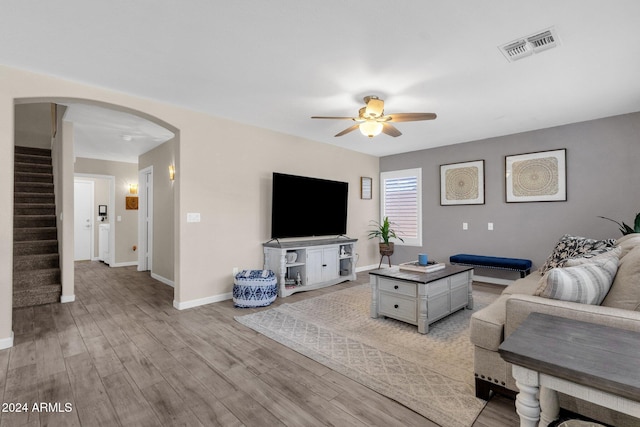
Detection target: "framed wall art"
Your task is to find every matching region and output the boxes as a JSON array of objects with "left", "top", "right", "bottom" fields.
[
  {"left": 505, "top": 148, "right": 566, "bottom": 203},
  {"left": 361, "top": 177, "right": 372, "bottom": 200},
  {"left": 440, "top": 160, "right": 485, "bottom": 205}
]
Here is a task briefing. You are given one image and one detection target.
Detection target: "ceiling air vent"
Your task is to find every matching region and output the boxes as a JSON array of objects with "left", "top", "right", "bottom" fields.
[{"left": 499, "top": 27, "right": 559, "bottom": 62}]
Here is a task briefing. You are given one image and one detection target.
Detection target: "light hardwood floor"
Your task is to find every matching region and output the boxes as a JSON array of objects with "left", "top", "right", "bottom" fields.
[{"left": 1, "top": 262, "right": 520, "bottom": 426}]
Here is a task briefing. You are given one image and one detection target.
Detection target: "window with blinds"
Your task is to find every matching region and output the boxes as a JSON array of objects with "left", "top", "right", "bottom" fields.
[{"left": 380, "top": 168, "right": 422, "bottom": 246}]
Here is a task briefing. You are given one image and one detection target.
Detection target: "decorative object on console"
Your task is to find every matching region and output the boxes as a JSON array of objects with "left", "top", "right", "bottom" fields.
[
  {"left": 440, "top": 159, "right": 485, "bottom": 205},
  {"left": 505, "top": 148, "right": 566, "bottom": 202},
  {"left": 418, "top": 253, "right": 428, "bottom": 266},
  {"left": 360, "top": 176, "right": 372, "bottom": 199},
  {"left": 367, "top": 216, "right": 404, "bottom": 268},
  {"left": 285, "top": 252, "right": 297, "bottom": 264},
  {"left": 598, "top": 212, "right": 640, "bottom": 236}
]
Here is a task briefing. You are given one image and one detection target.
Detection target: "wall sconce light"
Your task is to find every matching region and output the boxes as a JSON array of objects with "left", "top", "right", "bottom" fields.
[
  {"left": 129, "top": 183, "right": 138, "bottom": 194},
  {"left": 169, "top": 164, "right": 175, "bottom": 181}
]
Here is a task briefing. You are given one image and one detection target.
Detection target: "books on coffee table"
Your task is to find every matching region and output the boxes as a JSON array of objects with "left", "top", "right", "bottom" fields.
[{"left": 399, "top": 260, "right": 446, "bottom": 273}]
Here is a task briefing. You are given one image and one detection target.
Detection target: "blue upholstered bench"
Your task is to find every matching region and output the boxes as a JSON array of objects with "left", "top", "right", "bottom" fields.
[
  {"left": 449, "top": 254, "right": 532, "bottom": 278},
  {"left": 233, "top": 269, "right": 278, "bottom": 308}
]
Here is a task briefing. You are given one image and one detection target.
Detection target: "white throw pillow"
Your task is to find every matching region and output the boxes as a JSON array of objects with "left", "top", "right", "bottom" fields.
[{"left": 535, "top": 253, "right": 619, "bottom": 305}]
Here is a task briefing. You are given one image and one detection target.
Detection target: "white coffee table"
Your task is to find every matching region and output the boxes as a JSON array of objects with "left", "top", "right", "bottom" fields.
[{"left": 369, "top": 265, "right": 474, "bottom": 334}]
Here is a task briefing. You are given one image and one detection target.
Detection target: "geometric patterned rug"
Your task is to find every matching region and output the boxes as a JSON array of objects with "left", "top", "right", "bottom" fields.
[{"left": 235, "top": 284, "right": 498, "bottom": 427}]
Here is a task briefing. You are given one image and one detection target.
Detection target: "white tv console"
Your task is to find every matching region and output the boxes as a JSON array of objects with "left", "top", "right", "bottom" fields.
[{"left": 263, "top": 238, "right": 358, "bottom": 297}]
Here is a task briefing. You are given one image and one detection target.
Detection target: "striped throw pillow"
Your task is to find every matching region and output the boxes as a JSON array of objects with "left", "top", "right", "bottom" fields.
[{"left": 536, "top": 254, "right": 619, "bottom": 305}]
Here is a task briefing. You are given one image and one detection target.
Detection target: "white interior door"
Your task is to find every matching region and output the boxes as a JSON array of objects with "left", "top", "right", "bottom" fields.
[
  {"left": 138, "top": 166, "right": 153, "bottom": 271},
  {"left": 74, "top": 180, "right": 94, "bottom": 260}
]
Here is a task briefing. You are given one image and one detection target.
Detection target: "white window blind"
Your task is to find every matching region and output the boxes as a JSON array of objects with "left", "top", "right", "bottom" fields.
[{"left": 380, "top": 168, "right": 422, "bottom": 246}]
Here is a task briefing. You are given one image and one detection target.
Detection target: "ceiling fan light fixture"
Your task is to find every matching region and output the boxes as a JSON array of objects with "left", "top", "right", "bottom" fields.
[
  {"left": 364, "top": 97, "right": 384, "bottom": 118},
  {"left": 359, "top": 120, "right": 383, "bottom": 138}
]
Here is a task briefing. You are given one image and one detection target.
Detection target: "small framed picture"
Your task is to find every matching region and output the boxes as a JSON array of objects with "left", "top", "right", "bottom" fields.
[
  {"left": 126, "top": 196, "right": 138, "bottom": 210},
  {"left": 440, "top": 160, "right": 485, "bottom": 205},
  {"left": 361, "top": 177, "right": 372, "bottom": 200},
  {"left": 505, "top": 149, "right": 567, "bottom": 203}
]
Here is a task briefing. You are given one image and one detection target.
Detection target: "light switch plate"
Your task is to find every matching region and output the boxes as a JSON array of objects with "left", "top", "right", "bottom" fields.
[
  {"left": 463, "top": 222, "right": 468, "bottom": 230},
  {"left": 187, "top": 212, "right": 201, "bottom": 223},
  {"left": 488, "top": 222, "right": 494, "bottom": 230}
]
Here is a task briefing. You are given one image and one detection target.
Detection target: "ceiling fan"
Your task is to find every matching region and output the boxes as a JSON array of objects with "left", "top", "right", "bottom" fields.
[{"left": 311, "top": 95, "right": 437, "bottom": 138}]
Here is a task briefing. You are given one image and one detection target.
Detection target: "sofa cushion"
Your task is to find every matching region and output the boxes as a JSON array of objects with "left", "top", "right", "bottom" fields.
[
  {"left": 616, "top": 233, "right": 640, "bottom": 258},
  {"left": 602, "top": 244, "right": 640, "bottom": 310},
  {"left": 470, "top": 294, "right": 510, "bottom": 351},
  {"left": 540, "top": 234, "right": 617, "bottom": 273},
  {"left": 535, "top": 253, "right": 619, "bottom": 305},
  {"left": 502, "top": 272, "right": 542, "bottom": 296}
]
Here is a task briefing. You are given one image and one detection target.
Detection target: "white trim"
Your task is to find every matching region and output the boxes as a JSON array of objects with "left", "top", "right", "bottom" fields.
[
  {"left": 60, "top": 294, "right": 76, "bottom": 303},
  {"left": 151, "top": 273, "right": 174, "bottom": 288},
  {"left": 0, "top": 332, "right": 14, "bottom": 350},
  {"left": 173, "top": 292, "right": 233, "bottom": 310},
  {"left": 138, "top": 166, "right": 153, "bottom": 272},
  {"left": 109, "top": 261, "right": 138, "bottom": 267},
  {"left": 472, "top": 274, "right": 513, "bottom": 286},
  {"left": 356, "top": 264, "right": 382, "bottom": 272}
]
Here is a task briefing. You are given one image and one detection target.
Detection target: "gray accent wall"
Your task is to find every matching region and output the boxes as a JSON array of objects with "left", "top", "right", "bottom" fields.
[{"left": 380, "top": 112, "right": 640, "bottom": 274}]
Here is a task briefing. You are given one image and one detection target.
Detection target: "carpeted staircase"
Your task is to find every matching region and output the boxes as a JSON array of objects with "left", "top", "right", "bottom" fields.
[{"left": 13, "top": 146, "right": 62, "bottom": 307}]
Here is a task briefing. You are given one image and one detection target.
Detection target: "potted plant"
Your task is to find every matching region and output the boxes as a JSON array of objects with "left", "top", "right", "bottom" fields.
[
  {"left": 598, "top": 212, "right": 640, "bottom": 235},
  {"left": 368, "top": 216, "right": 404, "bottom": 256}
]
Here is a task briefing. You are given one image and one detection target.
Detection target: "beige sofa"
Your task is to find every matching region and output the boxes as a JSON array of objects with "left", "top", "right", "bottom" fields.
[{"left": 470, "top": 234, "right": 640, "bottom": 426}]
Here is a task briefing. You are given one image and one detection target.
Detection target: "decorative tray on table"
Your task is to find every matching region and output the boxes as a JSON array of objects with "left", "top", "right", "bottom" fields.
[{"left": 399, "top": 261, "right": 446, "bottom": 273}]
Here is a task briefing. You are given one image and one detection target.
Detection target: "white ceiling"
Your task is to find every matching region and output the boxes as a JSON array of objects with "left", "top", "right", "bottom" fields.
[
  {"left": 3, "top": 1, "right": 640, "bottom": 158},
  {"left": 62, "top": 103, "right": 174, "bottom": 164}
]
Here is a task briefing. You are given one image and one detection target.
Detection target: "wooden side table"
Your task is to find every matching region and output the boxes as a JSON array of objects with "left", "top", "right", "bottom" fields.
[{"left": 499, "top": 313, "right": 640, "bottom": 427}]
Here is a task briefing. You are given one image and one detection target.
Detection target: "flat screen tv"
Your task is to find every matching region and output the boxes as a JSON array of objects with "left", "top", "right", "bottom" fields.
[{"left": 271, "top": 173, "right": 348, "bottom": 239}]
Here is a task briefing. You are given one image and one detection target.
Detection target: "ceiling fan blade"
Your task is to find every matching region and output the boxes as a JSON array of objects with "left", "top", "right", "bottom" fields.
[
  {"left": 381, "top": 123, "right": 402, "bottom": 137},
  {"left": 334, "top": 124, "right": 360, "bottom": 137},
  {"left": 385, "top": 113, "right": 437, "bottom": 122},
  {"left": 311, "top": 116, "right": 357, "bottom": 120}
]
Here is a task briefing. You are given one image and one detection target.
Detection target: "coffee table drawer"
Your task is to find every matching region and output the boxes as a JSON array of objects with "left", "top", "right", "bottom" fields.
[
  {"left": 379, "top": 293, "right": 416, "bottom": 323},
  {"left": 379, "top": 278, "right": 416, "bottom": 297}
]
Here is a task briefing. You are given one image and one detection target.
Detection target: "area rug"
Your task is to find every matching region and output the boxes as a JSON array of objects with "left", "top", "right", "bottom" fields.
[{"left": 235, "top": 284, "right": 498, "bottom": 427}]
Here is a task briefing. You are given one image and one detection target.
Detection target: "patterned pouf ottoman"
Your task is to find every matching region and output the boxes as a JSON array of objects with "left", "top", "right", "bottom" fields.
[{"left": 233, "top": 269, "right": 278, "bottom": 308}]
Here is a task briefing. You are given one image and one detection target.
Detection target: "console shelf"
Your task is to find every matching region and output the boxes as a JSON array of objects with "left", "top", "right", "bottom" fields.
[{"left": 263, "top": 238, "right": 358, "bottom": 297}]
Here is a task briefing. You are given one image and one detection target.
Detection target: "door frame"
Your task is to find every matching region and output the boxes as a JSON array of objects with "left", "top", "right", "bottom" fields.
[
  {"left": 74, "top": 173, "right": 115, "bottom": 265},
  {"left": 138, "top": 166, "right": 153, "bottom": 271}
]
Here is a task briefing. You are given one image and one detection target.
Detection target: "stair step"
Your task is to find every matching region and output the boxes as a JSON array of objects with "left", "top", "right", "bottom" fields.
[
  {"left": 14, "top": 182, "right": 54, "bottom": 194},
  {"left": 14, "top": 240, "right": 58, "bottom": 256},
  {"left": 13, "top": 268, "right": 61, "bottom": 287},
  {"left": 14, "top": 227, "right": 57, "bottom": 241},
  {"left": 15, "top": 153, "right": 52, "bottom": 166},
  {"left": 14, "top": 253, "right": 60, "bottom": 271},
  {"left": 15, "top": 162, "right": 53, "bottom": 174},
  {"left": 14, "top": 215, "right": 56, "bottom": 228},
  {"left": 15, "top": 146, "right": 52, "bottom": 156},
  {"left": 14, "top": 171, "right": 53, "bottom": 184},
  {"left": 14, "top": 192, "right": 55, "bottom": 204},
  {"left": 14, "top": 204, "right": 56, "bottom": 216},
  {"left": 13, "top": 283, "right": 62, "bottom": 308}
]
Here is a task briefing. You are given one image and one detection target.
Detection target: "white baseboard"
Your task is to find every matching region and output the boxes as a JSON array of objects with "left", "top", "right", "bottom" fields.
[
  {"left": 173, "top": 292, "right": 233, "bottom": 310},
  {"left": 151, "top": 273, "right": 174, "bottom": 288},
  {"left": 472, "top": 274, "right": 513, "bottom": 286},
  {"left": 356, "top": 264, "right": 390, "bottom": 272},
  {"left": 109, "top": 261, "right": 138, "bottom": 268},
  {"left": 0, "top": 332, "right": 14, "bottom": 350},
  {"left": 60, "top": 294, "right": 76, "bottom": 303}
]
